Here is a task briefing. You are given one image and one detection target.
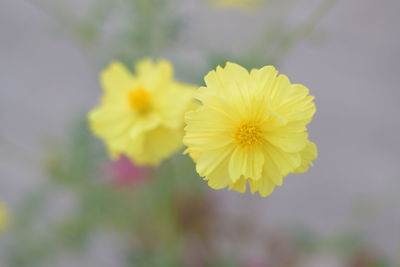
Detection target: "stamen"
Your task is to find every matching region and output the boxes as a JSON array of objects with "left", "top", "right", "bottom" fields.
[
  {"left": 232, "top": 121, "right": 262, "bottom": 147},
  {"left": 128, "top": 86, "right": 151, "bottom": 112}
]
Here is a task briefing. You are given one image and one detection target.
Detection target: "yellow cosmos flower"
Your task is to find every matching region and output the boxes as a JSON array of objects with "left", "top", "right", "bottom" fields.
[
  {"left": 0, "top": 202, "right": 8, "bottom": 231},
  {"left": 89, "top": 59, "right": 195, "bottom": 166},
  {"left": 183, "top": 63, "right": 317, "bottom": 197}
]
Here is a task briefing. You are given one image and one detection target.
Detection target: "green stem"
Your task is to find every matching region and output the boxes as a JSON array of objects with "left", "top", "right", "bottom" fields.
[{"left": 270, "top": 0, "right": 337, "bottom": 63}]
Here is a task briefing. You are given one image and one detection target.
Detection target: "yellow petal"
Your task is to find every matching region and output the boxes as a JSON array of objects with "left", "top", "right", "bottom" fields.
[
  {"left": 184, "top": 107, "right": 235, "bottom": 151},
  {"left": 263, "top": 143, "right": 301, "bottom": 175},
  {"left": 271, "top": 78, "right": 316, "bottom": 124},
  {"left": 249, "top": 65, "right": 277, "bottom": 94},
  {"left": 228, "top": 176, "right": 247, "bottom": 193},
  {"left": 155, "top": 83, "right": 194, "bottom": 128},
  {"left": 100, "top": 62, "right": 135, "bottom": 94},
  {"left": 89, "top": 107, "right": 134, "bottom": 139},
  {"left": 249, "top": 178, "right": 276, "bottom": 197},
  {"left": 130, "top": 126, "right": 182, "bottom": 166},
  {"left": 206, "top": 157, "right": 231, "bottom": 190},
  {"left": 265, "top": 120, "right": 308, "bottom": 153},
  {"left": 196, "top": 145, "right": 235, "bottom": 177},
  {"left": 292, "top": 140, "right": 318, "bottom": 174},
  {"left": 228, "top": 146, "right": 264, "bottom": 181},
  {"left": 262, "top": 151, "right": 284, "bottom": 186},
  {"left": 204, "top": 62, "right": 248, "bottom": 89},
  {"left": 129, "top": 112, "right": 161, "bottom": 138},
  {"left": 135, "top": 59, "right": 173, "bottom": 91}
]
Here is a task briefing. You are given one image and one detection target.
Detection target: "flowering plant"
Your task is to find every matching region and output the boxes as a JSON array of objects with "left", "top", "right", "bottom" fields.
[{"left": 2, "top": 0, "right": 348, "bottom": 266}]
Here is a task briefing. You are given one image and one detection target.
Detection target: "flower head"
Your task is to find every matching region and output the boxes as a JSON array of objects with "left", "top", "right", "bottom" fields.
[
  {"left": 89, "top": 59, "right": 195, "bottom": 166},
  {"left": 183, "top": 62, "right": 317, "bottom": 197},
  {"left": 0, "top": 202, "right": 8, "bottom": 231}
]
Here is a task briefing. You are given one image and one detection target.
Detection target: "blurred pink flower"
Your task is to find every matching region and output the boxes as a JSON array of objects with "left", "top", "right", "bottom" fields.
[{"left": 107, "top": 155, "right": 151, "bottom": 187}]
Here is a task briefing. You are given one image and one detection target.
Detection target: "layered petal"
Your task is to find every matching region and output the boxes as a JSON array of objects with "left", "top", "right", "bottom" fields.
[
  {"left": 184, "top": 107, "right": 235, "bottom": 151},
  {"left": 183, "top": 62, "right": 317, "bottom": 197},
  {"left": 265, "top": 120, "right": 308, "bottom": 153},
  {"left": 249, "top": 177, "right": 276, "bottom": 197},
  {"left": 263, "top": 143, "right": 301, "bottom": 176},
  {"left": 89, "top": 59, "right": 195, "bottom": 166},
  {"left": 101, "top": 62, "right": 135, "bottom": 94},
  {"left": 196, "top": 145, "right": 235, "bottom": 178},
  {"left": 134, "top": 59, "right": 173, "bottom": 91},
  {"left": 206, "top": 156, "right": 232, "bottom": 190},
  {"left": 228, "top": 176, "right": 247, "bottom": 193},
  {"left": 292, "top": 140, "right": 318, "bottom": 174},
  {"left": 262, "top": 151, "right": 284, "bottom": 186},
  {"left": 228, "top": 147, "right": 264, "bottom": 181},
  {"left": 132, "top": 126, "right": 183, "bottom": 166},
  {"left": 268, "top": 75, "right": 316, "bottom": 124}
]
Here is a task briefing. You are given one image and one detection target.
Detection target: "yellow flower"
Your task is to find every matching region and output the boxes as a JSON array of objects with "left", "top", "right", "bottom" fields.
[
  {"left": 210, "top": 0, "right": 263, "bottom": 8},
  {"left": 0, "top": 202, "right": 8, "bottom": 231},
  {"left": 183, "top": 63, "right": 317, "bottom": 197},
  {"left": 89, "top": 59, "right": 195, "bottom": 166}
]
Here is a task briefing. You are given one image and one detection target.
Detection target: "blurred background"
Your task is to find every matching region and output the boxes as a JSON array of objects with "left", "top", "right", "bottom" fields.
[{"left": 1, "top": 0, "right": 400, "bottom": 266}]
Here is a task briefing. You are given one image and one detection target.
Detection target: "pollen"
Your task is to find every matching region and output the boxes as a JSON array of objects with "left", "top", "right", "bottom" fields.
[
  {"left": 232, "top": 121, "right": 262, "bottom": 147},
  {"left": 128, "top": 86, "right": 151, "bottom": 112}
]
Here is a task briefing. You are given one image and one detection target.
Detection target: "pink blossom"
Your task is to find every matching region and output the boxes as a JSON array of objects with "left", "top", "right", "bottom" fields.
[{"left": 108, "top": 155, "right": 151, "bottom": 187}]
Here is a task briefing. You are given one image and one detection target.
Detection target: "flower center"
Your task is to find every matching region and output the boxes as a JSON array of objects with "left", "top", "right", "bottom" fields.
[
  {"left": 128, "top": 86, "right": 151, "bottom": 112},
  {"left": 233, "top": 122, "right": 262, "bottom": 147}
]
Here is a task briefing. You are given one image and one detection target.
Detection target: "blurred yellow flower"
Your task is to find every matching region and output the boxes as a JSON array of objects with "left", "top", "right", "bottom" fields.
[
  {"left": 183, "top": 63, "right": 317, "bottom": 197},
  {"left": 0, "top": 202, "right": 8, "bottom": 231},
  {"left": 210, "top": 0, "right": 263, "bottom": 8},
  {"left": 89, "top": 59, "right": 195, "bottom": 166}
]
